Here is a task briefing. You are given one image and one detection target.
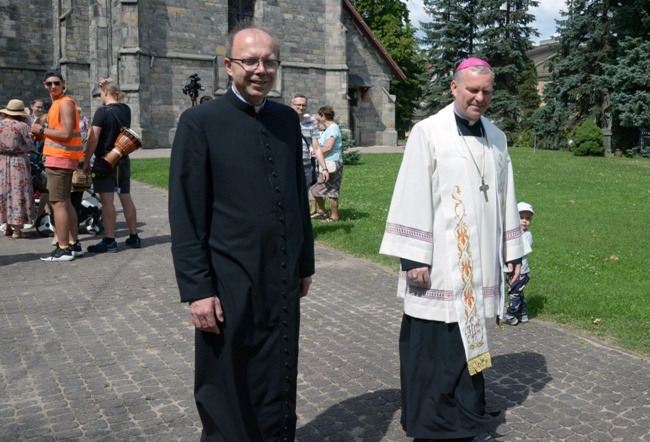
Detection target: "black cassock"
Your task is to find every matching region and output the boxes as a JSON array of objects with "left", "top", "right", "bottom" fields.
[{"left": 169, "top": 89, "right": 315, "bottom": 441}]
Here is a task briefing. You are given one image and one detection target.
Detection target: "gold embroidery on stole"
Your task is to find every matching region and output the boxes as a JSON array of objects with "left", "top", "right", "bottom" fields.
[{"left": 452, "top": 186, "right": 492, "bottom": 375}]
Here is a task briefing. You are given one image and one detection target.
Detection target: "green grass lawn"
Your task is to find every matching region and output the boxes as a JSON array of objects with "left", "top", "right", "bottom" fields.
[{"left": 132, "top": 149, "right": 650, "bottom": 356}]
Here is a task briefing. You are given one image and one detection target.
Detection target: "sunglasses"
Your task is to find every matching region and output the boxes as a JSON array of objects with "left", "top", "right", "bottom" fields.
[{"left": 45, "top": 81, "right": 62, "bottom": 87}]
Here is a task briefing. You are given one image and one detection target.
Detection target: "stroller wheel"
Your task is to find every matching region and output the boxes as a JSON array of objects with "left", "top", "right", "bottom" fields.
[
  {"left": 85, "top": 217, "right": 102, "bottom": 235},
  {"left": 35, "top": 213, "right": 55, "bottom": 237}
]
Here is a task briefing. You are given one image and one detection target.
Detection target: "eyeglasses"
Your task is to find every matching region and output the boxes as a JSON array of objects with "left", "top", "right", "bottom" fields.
[
  {"left": 45, "top": 81, "right": 62, "bottom": 87},
  {"left": 228, "top": 58, "right": 281, "bottom": 72},
  {"left": 292, "top": 103, "right": 307, "bottom": 108}
]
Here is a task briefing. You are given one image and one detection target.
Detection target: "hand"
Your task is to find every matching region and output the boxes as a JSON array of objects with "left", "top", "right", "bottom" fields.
[
  {"left": 189, "top": 296, "right": 224, "bottom": 334},
  {"left": 82, "top": 162, "right": 91, "bottom": 175},
  {"left": 407, "top": 266, "right": 431, "bottom": 289},
  {"left": 320, "top": 169, "right": 330, "bottom": 183},
  {"left": 507, "top": 262, "right": 521, "bottom": 285},
  {"left": 299, "top": 276, "right": 312, "bottom": 298},
  {"left": 30, "top": 123, "right": 43, "bottom": 135}
]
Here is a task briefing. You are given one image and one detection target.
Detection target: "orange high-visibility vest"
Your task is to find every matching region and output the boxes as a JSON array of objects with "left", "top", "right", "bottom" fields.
[{"left": 43, "top": 96, "right": 83, "bottom": 160}]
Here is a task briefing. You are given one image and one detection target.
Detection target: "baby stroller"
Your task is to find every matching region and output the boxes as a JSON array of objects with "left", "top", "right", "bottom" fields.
[
  {"left": 78, "top": 188, "right": 103, "bottom": 235},
  {"left": 34, "top": 186, "right": 104, "bottom": 237}
]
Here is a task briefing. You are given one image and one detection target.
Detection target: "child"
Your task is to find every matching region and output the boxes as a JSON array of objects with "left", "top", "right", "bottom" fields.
[{"left": 505, "top": 202, "right": 534, "bottom": 326}]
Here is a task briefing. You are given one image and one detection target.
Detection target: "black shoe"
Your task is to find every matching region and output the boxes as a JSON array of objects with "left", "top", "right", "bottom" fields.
[
  {"left": 125, "top": 235, "right": 141, "bottom": 248},
  {"left": 40, "top": 246, "right": 74, "bottom": 262},
  {"left": 473, "top": 432, "right": 498, "bottom": 442},
  {"left": 71, "top": 241, "right": 85, "bottom": 257}
]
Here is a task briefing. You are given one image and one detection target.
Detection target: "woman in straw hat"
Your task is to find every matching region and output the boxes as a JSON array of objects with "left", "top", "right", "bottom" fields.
[{"left": 0, "top": 99, "right": 37, "bottom": 238}]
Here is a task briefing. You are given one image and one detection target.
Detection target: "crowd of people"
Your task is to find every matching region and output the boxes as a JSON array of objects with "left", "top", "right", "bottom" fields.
[{"left": 0, "top": 69, "right": 141, "bottom": 261}]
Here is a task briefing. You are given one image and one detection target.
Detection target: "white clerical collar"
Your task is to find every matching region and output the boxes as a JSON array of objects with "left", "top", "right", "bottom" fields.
[
  {"left": 453, "top": 106, "right": 479, "bottom": 126},
  {"left": 231, "top": 86, "right": 266, "bottom": 113}
]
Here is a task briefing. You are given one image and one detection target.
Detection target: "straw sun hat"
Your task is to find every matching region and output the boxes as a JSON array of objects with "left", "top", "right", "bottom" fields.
[{"left": 0, "top": 99, "right": 29, "bottom": 118}]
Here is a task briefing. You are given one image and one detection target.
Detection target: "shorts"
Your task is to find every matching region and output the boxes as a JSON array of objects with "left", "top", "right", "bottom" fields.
[
  {"left": 93, "top": 157, "right": 131, "bottom": 194},
  {"left": 46, "top": 167, "right": 74, "bottom": 202}
]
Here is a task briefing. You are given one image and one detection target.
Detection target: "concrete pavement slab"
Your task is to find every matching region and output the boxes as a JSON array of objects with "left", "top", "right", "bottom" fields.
[{"left": 0, "top": 180, "right": 648, "bottom": 441}]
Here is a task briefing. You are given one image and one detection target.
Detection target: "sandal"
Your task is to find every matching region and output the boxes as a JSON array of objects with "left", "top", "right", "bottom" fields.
[
  {"left": 4, "top": 226, "right": 14, "bottom": 237},
  {"left": 310, "top": 211, "right": 327, "bottom": 220},
  {"left": 11, "top": 232, "right": 28, "bottom": 239},
  {"left": 322, "top": 217, "right": 339, "bottom": 223}
]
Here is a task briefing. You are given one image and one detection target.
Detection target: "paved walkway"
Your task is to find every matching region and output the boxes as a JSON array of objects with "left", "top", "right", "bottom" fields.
[{"left": 1, "top": 153, "right": 649, "bottom": 441}]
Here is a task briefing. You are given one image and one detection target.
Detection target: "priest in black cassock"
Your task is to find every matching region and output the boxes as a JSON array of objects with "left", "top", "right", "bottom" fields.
[{"left": 169, "top": 26, "right": 315, "bottom": 441}]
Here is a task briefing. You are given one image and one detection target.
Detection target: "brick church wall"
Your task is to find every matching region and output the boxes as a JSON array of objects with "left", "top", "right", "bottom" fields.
[{"left": 1, "top": 0, "right": 400, "bottom": 147}]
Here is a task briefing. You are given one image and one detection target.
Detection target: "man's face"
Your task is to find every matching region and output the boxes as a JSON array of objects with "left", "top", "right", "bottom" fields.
[
  {"left": 225, "top": 29, "right": 278, "bottom": 106},
  {"left": 451, "top": 69, "right": 493, "bottom": 121},
  {"left": 291, "top": 97, "right": 308, "bottom": 118},
  {"left": 44, "top": 76, "right": 65, "bottom": 99}
]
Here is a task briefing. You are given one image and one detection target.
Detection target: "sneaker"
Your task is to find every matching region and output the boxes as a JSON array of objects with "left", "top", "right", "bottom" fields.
[
  {"left": 519, "top": 314, "right": 529, "bottom": 323},
  {"left": 125, "top": 235, "right": 141, "bottom": 249},
  {"left": 41, "top": 246, "right": 74, "bottom": 262},
  {"left": 71, "top": 241, "right": 85, "bottom": 257},
  {"left": 504, "top": 316, "right": 519, "bottom": 326},
  {"left": 87, "top": 239, "right": 118, "bottom": 253}
]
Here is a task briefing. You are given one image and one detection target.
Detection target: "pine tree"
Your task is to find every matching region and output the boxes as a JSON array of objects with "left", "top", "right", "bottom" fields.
[
  {"left": 420, "top": 0, "right": 481, "bottom": 114},
  {"left": 478, "top": 0, "right": 540, "bottom": 140},
  {"left": 532, "top": 0, "right": 617, "bottom": 149},
  {"left": 350, "top": 0, "right": 425, "bottom": 137},
  {"left": 600, "top": 37, "right": 650, "bottom": 152}
]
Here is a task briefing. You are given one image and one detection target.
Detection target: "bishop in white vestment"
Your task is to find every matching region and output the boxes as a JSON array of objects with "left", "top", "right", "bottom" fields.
[{"left": 380, "top": 58, "right": 530, "bottom": 441}]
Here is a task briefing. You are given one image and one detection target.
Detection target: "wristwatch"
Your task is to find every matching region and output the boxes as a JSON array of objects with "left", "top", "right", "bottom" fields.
[{"left": 39, "top": 127, "right": 45, "bottom": 135}]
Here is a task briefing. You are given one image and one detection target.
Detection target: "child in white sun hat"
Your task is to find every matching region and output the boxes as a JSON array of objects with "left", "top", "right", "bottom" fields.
[{"left": 505, "top": 202, "right": 534, "bottom": 325}]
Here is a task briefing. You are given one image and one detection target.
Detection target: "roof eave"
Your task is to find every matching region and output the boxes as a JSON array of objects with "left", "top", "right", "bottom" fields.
[{"left": 342, "top": 0, "right": 407, "bottom": 81}]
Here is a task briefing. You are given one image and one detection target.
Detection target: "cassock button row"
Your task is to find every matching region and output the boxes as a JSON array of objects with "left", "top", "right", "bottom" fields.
[
  {"left": 277, "top": 202, "right": 283, "bottom": 209},
  {"left": 281, "top": 262, "right": 286, "bottom": 268},
  {"left": 279, "top": 217, "right": 284, "bottom": 223},
  {"left": 272, "top": 172, "right": 277, "bottom": 178},
  {"left": 265, "top": 143, "right": 270, "bottom": 148},
  {"left": 275, "top": 187, "right": 281, "bottom": 192},
  {"left": 281, "top": 277, "right": 287, "bottom": 283},
  {"left": 283, "top": 334, "right": 288, "bottom": 340},
  {"left": 268, "top": 157, "right": 274, "bottom": 163}
]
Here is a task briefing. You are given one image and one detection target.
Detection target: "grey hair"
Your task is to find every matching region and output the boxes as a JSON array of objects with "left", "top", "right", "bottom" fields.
[{"left": 453, "top": 65, "right": 494, "bottom": 83}]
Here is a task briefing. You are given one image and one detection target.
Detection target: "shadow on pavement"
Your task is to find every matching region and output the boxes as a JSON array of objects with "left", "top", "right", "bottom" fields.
[{"left": 297, "top": 388, "right": 401, "bottom": 441}]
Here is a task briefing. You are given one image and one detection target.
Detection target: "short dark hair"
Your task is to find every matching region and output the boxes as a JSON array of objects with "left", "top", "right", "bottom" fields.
[
  {"left": 318, "top": 106, "right": 335, "bottom": 121},
  {"left": 292, "top": 94, "right": 307, "bottom": 104},
  {"left": 43, "top": 69, "right": 64, "bottom": 82}
]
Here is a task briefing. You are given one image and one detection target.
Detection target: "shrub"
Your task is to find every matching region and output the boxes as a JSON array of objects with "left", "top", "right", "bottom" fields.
[
  {"left": 336, "top": 122, "right": 361, "bottom": 165},
  {"left": 512, "top": 128, "right": 533, "bottom": 148},
  {"left": 573, "top": 119, "right": 605, "bottom": 156}
]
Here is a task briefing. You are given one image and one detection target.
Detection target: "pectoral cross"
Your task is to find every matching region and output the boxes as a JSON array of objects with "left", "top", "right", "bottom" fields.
[{"left": 479, "top": 179, "right": 489, "bottom": 202}]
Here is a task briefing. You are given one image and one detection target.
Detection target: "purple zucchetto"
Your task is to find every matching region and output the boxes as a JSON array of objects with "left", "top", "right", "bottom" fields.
[{"left": 455, "top": 57, "right": 492, "bottom": 72}]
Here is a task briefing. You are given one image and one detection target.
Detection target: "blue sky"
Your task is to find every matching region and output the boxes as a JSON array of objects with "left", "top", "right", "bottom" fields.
[{"left": 403, "top": 0, "right": 564, "bottom": 45}]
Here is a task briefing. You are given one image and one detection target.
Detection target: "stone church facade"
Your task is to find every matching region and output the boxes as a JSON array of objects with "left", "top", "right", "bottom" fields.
[{"left": 1, "top": 0, "right": 405, "bottom": 147}]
